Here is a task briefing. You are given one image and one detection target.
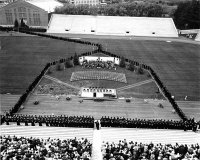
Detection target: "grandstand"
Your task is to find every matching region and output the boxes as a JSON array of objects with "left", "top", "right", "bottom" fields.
[{"left": 47, "top": 14, "right": 178, "bottom": 37}]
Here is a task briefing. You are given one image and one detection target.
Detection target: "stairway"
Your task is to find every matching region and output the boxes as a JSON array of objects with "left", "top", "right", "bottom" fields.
[{"left": 91, "top": 129, "right": 102, "bottom": 160}]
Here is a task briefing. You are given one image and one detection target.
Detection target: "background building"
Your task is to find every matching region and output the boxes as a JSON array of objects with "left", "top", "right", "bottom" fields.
[
  {"left": 2, "top": 0, "right": 63, "bottom": 13},
  {"left": 0, "top": 0, "right": 48, "bottom": 27},
  {"left": 69, "top": 0, "right": 100, "bottom": 6}
]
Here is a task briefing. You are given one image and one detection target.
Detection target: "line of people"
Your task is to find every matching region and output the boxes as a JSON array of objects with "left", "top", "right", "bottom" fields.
[
  {"left": 100, "top": 116, "right": 199, "bottom": 131},
  {"left": 1, "top": 115, "right": 94, "bottom": 128}
]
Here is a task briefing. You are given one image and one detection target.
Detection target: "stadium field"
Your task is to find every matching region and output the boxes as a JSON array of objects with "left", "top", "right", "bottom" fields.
[
  {"left": 0, "top": 35, "right": 93, "bottom": 94},
  {"left": 45, "top": 33, "right": 200, "bottom": 101},
  {"left": 0, "top": 32, "right": 199, "bottom": 101}
]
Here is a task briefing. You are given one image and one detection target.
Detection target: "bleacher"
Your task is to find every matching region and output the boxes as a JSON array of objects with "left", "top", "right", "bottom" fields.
[
  {"left": 70, "top": 71, "right": 127, "bottom": 83},
  {"left": 195, "top": 30, "right": 200, "bottom": 42},
  {"left": 47, "top": 14, "right": 178, "bottom": 37},
  {"left": 96, "top": 16, "right": 125, "bottom": 35}
]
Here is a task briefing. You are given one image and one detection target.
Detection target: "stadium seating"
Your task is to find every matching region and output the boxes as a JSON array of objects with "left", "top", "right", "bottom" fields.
[
  {"left": 70, "top": 71, "right": 127, "bottom": 83},
  {"left": 70, "top": 16, "right": 96, "bottom": 34},
  {"left": 101, "top": 140, "right": 200, "bottom": 160},
  {"left": 96, "top": 16, "right": 125, "bottom": 35},
  {"left": 0, "top": 135, "right": 92, "bottom": 160},
  {"left": 47, "top": 14, "right": 178, "bottom": 37}
]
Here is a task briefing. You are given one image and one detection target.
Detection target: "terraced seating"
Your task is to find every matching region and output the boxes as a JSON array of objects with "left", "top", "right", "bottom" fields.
[
  {"left": 70, "top": 71, "right": 127, "bottom": 83},
  {"left": 101, "top": 139, "right": 200, "bottom": 160},
  {"left": 47, "top": 14, "right": 178, "bottom": 37},
  {"left": 0, "top": 134, "right": 92, "bottom": 160}
]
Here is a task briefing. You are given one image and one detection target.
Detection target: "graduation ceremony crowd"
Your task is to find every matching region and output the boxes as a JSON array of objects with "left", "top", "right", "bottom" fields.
[
  {"left": 102, "top": 140, "right": 200, "bottom": 160},
  {"left": 1, "top": 115, "right": 94, "bottom": 128},
  {"left": 0, "top": 135, "right": 92, "bottom": 160},
  {"left": 81, "top": 60, "right": 116, "bottom": 70},
  {"left": 100, "top": 117, "right": 199, "bottom": 132},
  {"left": 1, "top": 114, "right": 199, "bottom": 132}
]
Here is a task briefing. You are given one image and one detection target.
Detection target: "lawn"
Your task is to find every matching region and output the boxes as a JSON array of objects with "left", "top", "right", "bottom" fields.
[{"left": 0, "top": 35, "right": 93, "bottom": 94}]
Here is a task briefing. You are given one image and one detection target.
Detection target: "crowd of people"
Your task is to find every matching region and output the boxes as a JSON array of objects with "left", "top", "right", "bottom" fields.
[
  {"left": 0, "top": 135, "right": 92, "bottom": 160},
  {"left": 100, "top": 116, "right": 199, "bottom": 131},
  {"left": 70, "top": 71, "right": 127, "bottom": 83},
  {"left": 102, "top": 140, "right": 200, "bottom": 160},
  {"left": 81, "top": 60, "right": 116, "bottom": 70},
  {"left": 1, "top": 115, "right": 94, "bottom": 128},
  {"left": 1, "top": 114, "right": 199, "bottom": 131}
]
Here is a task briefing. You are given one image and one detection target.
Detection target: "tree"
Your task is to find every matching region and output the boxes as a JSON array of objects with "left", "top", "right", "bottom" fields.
[
  {"left": 56, "top": 61, "right": 62, "bottom": 71},
  {"left": 47, "top": 66, "right": 52, "bottom": 74},
  {"left": 65, "top": 58, "right": 73, "bottom": 68},
  {"left": 14, "top": 19, "right": 19, "bottom": 28},
  {"left": 173, "top": 0, "right": 200, "bottom": 29},
  {"left": 128, "top": 61, "right": 135, "bottom": 71},
  {"left": 20, "top": 18, "right": 25, "bottom": 28},
  {"left": 119, "top": 56, "right": 126, "bottom": 68},
  {"left": 136, "top": 66, "right": 144, "bottom": 74},
  {"left": 73, "top": 52, "right": 79, "bottom": 66}
]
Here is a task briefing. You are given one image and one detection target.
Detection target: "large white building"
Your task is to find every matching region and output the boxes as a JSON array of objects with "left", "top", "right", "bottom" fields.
[
  {"left": 0, "top": 0, "right": 48, "bottom": 27},
  {"left": 69, "top": 0, "right": 100, "bottom": 6},
  {"left": 80, "top": 87, "right": 117, "bottom": 98}
]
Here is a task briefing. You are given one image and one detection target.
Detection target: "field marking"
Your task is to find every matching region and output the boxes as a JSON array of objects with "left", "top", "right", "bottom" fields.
[
  {"left": 44, "top": 75, "right": 80, "bottom": 90},
  {"left": 116, "top": 79, "right": 154, "bottom": 91}
]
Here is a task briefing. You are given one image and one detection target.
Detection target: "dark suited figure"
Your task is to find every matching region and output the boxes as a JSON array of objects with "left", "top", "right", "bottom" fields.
[{"left": 95, "top": 121, "right": 100, "bottom": 130}]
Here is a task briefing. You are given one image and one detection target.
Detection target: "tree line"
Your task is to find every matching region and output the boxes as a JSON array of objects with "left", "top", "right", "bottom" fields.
[
  {"left": 54, "top": 0, "right": 200, "bottom": 29},
  {"left": 55, "top": 2, "right": 164, "bottom": 17},
  {"left": 173, "top": 0, "right": 200, "bottom": 29}
]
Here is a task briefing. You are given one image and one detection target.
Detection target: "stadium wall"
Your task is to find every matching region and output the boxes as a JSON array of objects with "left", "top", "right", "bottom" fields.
[{"left": 47, "top": 14, "right": 178, "bottom": 38}]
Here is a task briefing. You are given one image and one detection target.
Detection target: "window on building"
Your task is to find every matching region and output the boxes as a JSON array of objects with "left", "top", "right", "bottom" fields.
[
  {"left": 5, "top": 9, "right": 13, "bottom": 24},
  {"left": 29, "top": 18, "right": 31, "bottom": 25}
]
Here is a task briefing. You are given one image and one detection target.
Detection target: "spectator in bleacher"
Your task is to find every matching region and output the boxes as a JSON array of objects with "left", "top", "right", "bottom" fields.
[
  {"left": 101, "top": 141, "right": 200, "bottom": 160},
  {"left": 0, "top": 135, "right": 92, "bottom": 160}
]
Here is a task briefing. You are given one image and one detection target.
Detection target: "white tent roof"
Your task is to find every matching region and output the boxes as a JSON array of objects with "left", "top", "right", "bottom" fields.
[{"left": 26, "top": 0, "right": 63, "bottom": 13}]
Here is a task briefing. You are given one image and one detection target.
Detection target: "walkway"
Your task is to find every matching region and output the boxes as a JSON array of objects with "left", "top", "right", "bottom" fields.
[
  {"left": 116, "top": 79, "right": 154, "bottom": 91},
  {"left": 44, "top": 75, "right": 80, "bottom": 90}
]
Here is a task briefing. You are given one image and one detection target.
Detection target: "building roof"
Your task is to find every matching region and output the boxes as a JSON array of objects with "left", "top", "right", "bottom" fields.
[
  {"left": 26, "top": 0, "right": 63, "bottom": 13},
  {"left": 0, "top": 0, "right": 47, "bottom": 12}
]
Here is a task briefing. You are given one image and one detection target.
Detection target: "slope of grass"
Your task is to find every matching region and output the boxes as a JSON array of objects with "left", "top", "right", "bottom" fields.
[{"left": 0, "top": 35, "right": 93, "bottom": 94}]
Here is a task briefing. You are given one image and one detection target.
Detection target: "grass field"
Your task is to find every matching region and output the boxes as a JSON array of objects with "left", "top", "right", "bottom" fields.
[
  {"left": 0, "top": 35, "right": 93, "bottom": 94},
  {"left": 19, "top": 95, "right": 180, "bottom": 120}
]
